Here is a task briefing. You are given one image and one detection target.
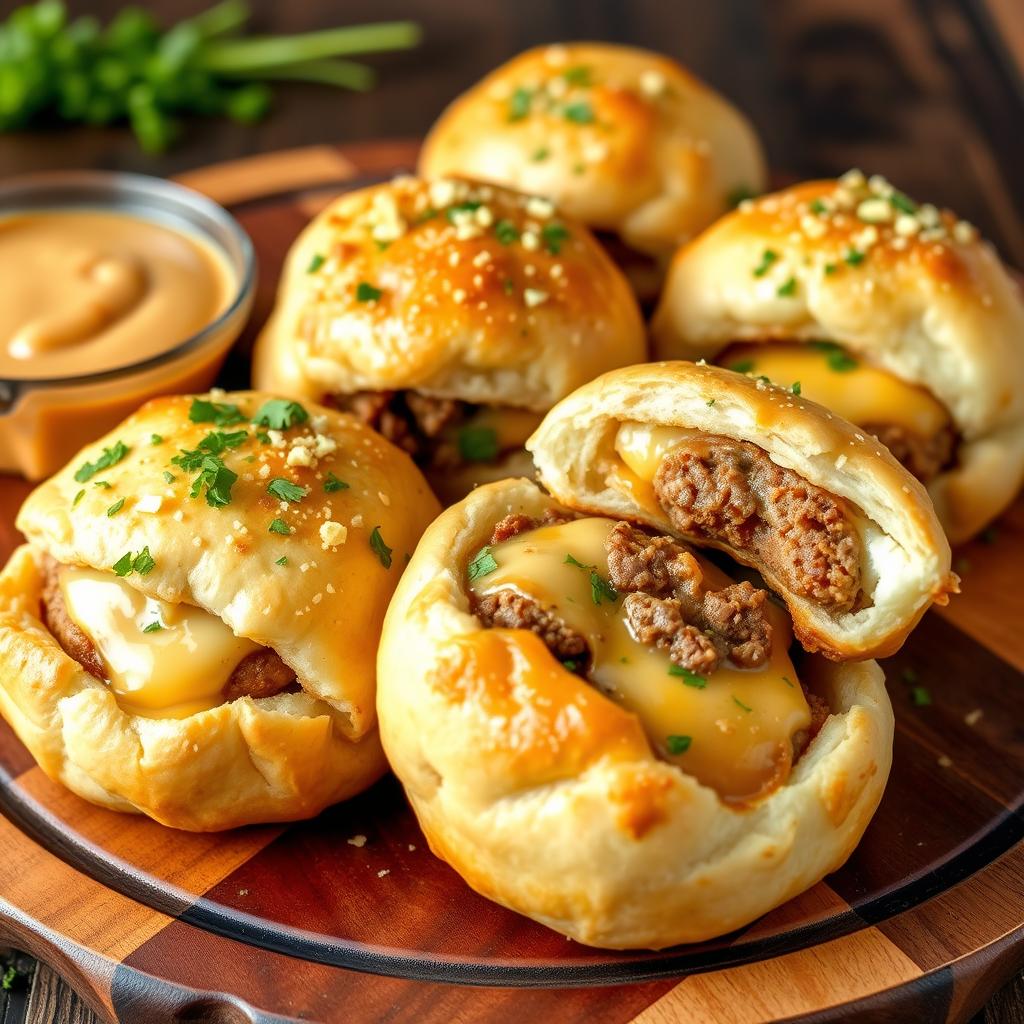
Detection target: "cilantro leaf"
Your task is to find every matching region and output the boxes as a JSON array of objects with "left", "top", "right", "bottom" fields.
[
  {"left": 467, "top": 546, "right": 498, "bottom": 582},
  {"left": 188, "top": 398, "right": 245, "bottom": 426},
  {"left": 541, "top": 222, "right": 569, "bottom": 255},
  {"left": 324, "top": 472, "right": 349, "bottom": 493},
  {"left": 306, "top": 252, "right": 326, "bottom": 273},
  {"left": 356, "top": 281, "right": 382, "bottom": 302},
  {"left": 668, "top": 664, "right": 707, "bottom": 688},
  {"left": 507, "top": 86, "right": 532, "bottom": 121},
  {"left": 74, "top": 440, "right": 129, "bottom": 482},
  {"left": 370, "top": 526, "right": 393, "bottom": 568},
  {"left": 563, "top": 100, "right": 594, "bottom": 123},
  {"left": 106, "top": 497, "right": 125, "bottom": 517},
  {"left": 142, "top": 621, "right": 163, "bottom": 633},
  {"left": 251, "top": 399, "right": 309, "bottom": 430},
  {"left": 267, "top": 477, "right": 307, "bottom": 503},
  {"left": 752, "top": 249, "right": 778, "bottom": 277},
  {"left": 268, "top": 518, "right": 291, "bottom": 535},
  {"left": 666, "top": 734, "right": 692, "bottom": 755}
]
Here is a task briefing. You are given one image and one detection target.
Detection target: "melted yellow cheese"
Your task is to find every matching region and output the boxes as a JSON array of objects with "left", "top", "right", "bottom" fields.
[
  {"left": 469, "top": 517, "right": 811, "bottom": 802},
  {"left": 724, "top": 342, "right": 950, "bottom": 438},
  {"left": 60, "top": 566, "right": 261, "bottom": 719}
]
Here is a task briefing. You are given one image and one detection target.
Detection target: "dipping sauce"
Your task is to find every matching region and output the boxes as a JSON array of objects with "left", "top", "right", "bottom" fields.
[{"left": 0, "top": 210, "right": 234, "bottom": 379}]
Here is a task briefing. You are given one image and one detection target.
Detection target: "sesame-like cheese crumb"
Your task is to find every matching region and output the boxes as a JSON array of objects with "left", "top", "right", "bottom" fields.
[
  {"left": 287, "top": 446, "right": 315, "bottom": 468},
  {"left": 320, "top": 521, "right": 348, "bottom": 547},
  {"left": 136, "top": 494, "right": 162, "bottom": 514},
  {"left": 377, "top": 869, "right": 390, "bottom": 878},
  {"left": 524, "top": 288, "right": 549, "bottom": 307},
  {"left": 347, "top": 834, "right": 368, "bottom": 848}
]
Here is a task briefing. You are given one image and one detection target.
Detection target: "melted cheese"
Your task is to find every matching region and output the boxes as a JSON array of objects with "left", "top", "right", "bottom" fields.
[
  {"left": 469, "top": 517, "right": 811, "bottom": 802},
  {"left": 458, "top": 406, "right": 546, "bottom": 452},
  {"left": 59, "top": 566, "right": 261, "bottom": 719},
  {"left": 724, "top": 342, "right": 950, "bottom": 438}
]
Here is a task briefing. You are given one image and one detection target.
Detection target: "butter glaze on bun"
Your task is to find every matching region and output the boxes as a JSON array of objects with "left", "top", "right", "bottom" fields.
[
  {"left": 0, "top": 391, "right": 439, "bottom": 830},
  {"left": 651, "top": 172, "right": 1024, "bottom": 542},
  {"left": 527, "top": 361, "right": 956, "bottom": 660},
  {"left": 377, "top": 477, "right": 894, "bottom": 949},
  {"left": 419, "top": 43, "right": 767, "bottom": 269}
]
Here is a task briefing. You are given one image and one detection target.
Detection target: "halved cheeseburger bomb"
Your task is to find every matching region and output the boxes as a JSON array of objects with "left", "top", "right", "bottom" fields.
[
  {"left": 377, "top": 363, "right": 954, "bottom": 949},
  {"left": 254, "top": 175, "right": 645, "bottom": 504},
  {"left": 651, "top": 170, "right": 1024, "bottom": 542},
  {"left": 0, "top": 391, "right": 439, "bottom": 830},
  {"left": 419, "top": 43, "right": 767, "bottom": 300}
]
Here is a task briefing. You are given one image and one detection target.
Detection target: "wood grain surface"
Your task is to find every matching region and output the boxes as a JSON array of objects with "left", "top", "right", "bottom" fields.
[{"left": 0, "top": 2, "right": 1022, "bottom": 1022}]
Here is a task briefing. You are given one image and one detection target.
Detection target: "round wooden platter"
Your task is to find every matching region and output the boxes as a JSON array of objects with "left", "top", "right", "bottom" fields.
[{"left": 2, "top": 140, "right": 1024, "bottom": 1024}]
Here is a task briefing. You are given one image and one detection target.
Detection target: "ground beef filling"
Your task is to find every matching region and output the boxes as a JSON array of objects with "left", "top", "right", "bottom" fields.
[
  {"left": 471, "top": 515, "right": 773, "bottom": 676},
  {"left": 40, "top": 557, "right": 296, "bottom": 703},
  {"left": 652, "top": 436, "right": 862, "bottom": 613},
  {"left": 864, "top": 421, "right": 956, "bottom": 484},
  {"left": 327, "top": 390, "right": 468, "bottom": 464}
]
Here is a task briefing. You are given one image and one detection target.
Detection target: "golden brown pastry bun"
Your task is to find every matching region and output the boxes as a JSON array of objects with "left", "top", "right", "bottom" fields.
[
  {"left": 377, "top": 477, "right": 894, "bottom": 948},
  {"left": 528, "top": 361, "right": 956, "bottom": 660},
  {"left": 651, "top": 172, "right": 1024, "bottom": 543},
  {"left": 0, "top": 391, "right": 439, "bottom": 830},
  {"left": 419, "top": 44, "right": 767, "bottom": 283},
  {"left": 253, "top": 175, "right": 645, "bottom": 502}
]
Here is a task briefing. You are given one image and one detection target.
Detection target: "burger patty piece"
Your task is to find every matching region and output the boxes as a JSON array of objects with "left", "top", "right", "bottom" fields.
[
  {"left": 653, "top": 437, "right": 862, "bottom": 613},
  {"left": 864, "top": 421, "right": 956, "bottom": 484},
  {"left": 39, "top": 556, "right": 295, "bottom": 703},
  {"left": 328, "top": 390, "right": 467, "bottom": 462},
  {"left": 605, "top": 521, "right": 772, "bottom": 673},
  {"left": 471, "top": 590, "right": 588, "bottom": 662}
]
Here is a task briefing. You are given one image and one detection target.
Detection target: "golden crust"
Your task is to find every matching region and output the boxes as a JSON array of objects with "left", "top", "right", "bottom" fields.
[
  {"left": 2, "top": 391, "right": 440, "bottom": 829},
  {"left": 651, "top": 177, "right": 1024, "bottom": 542},
  {"left": 0, "top": 545, "right": 385, "bottom": 830},
  {"left": 376, "top": 478, "right": 894, "bottom": 948},
  {"left": 253, "top": 176, "right": 646, "bottom": 411},
  {"left": 526, "top": 362, "right": 956, "bottom": 660},
  {"left": 419, "top": 43, "right": 767, "bottom": 261}
]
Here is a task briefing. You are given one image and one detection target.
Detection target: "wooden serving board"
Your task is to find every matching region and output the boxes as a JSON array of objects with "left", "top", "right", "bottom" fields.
[{"left": 2, "top": 140, "right": 1024, "bottom": 1024}]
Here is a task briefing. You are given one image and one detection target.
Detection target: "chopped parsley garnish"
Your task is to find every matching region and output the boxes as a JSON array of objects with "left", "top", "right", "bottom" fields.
[
  {"left": 2, "top": 965, "right": 19, "bottom": 991},
  {"left": 275, "top": 555, "right": 288, "bottom": 566},
  {"left": 458, "top": 426, "right": 499, "bottom": 462},
  {"left": 541, "top": 222, "right": 569, "bottom": 255},
  {"left": 72, "top": 489, "right": 85, "bottom": 507},
  {"left": 502, "top": 278, "right": 515, "bottom": 295},
  {"left": 188, "top": 458, "right": 237, "bottom": 508},
  {"left": 324, "top": 472, "right": 350, "bottom": 493},
  {"left": 668, "top": 664, "right": 706, "bottom": 688},
  {"left": 727, "top": 185, "right": 756, "bottom": 208},
  {"left": 494, "top": 219, "right": 520, "bottom": 245},
  {"left": 74, "top": 440, "right": 129, "bottom": 482},
  {"left": 142, "top": 620, "right": 163, "bottom": 633},
  {"left": 562, "top": 659, "right": 580, "bottom": 672},
  {"left": 564, "top": 553, "right": 618, "bottom": 605},
  {"left": 563, "top": 100, "right": 594, "bottom": 123},
  {"left": 911, "top": 686, "right": 932, "bottom": 707},
  {"left": 889, "top": 191, "right": 917, "bottom": 215},
  {"left": 188, "top": 398, "right": 245, "bottom": 426},
  {"left": 256, "top": 431, "right": 271, "bottom": 444},
  {"left": 782, "top": 675, "right": 795, "bottom": 688},
  {"left": 809, "top": 340, "right": 858, "bottom": 372},
  {"left": 901, "top": 667, "right": 919, "bottom": 685},
  {"left": 790, "top": 381, "right": 802, "bottom": 395},
  {"left": 415, "top": 206, "right": 439, "bottom": 223},
  {"left": 355, "top": 281, "right": 382, "bottom": 302},
  {"left": 267, "top": 477, "right": 308, "bottom": 503},
  {"left": 171, "top": 432, "right": 247, "bottom": 477},
  {"left": 268, "top": 518, "right": 291, "bottom": 535},
  {"left": 370, "top": 526, "right": 393, "bottom": 568},
  {"left": 666, "top": 734, "right": 692, "bottom": 755},
  {"left": 776, "top": 276, "right": 797, "bottom": 297},
  {"left": 306, "top": 252, "right": 326, "bottom": 273},
  {"left": 844, "top": 247, "right": 866, "bottom": 267},
  {"left": 706, "top": 399, "right": 716, "bottom": 407},
  {"left": 733, "top": 696, "right": 753, "bottom": 712},
  {"left": 809, "top": 198, "right": 829, "bottom": 215},
  {"left": 445, "top": 200, "right": 482, "bottom": 222},
  {"left": 562, "top": 65, "right": 591, "bottom": 85},
  {"left": 752, "top": 249, "right": 778, "bottom": 277},
  {"left": 507, "top": 86, "right": 532, "bottom": 121},
  {"left": 150, "top": 433, "right": 163, "bottom": 445},
  {"left": 94, "top": 480, "right": 111, "bottom": 489},
  {"left": 729, "top": 359, "right": 755, "bottom": 374},
  {"left": 252, "top": 398, "right": 309, "bottom": 430},
  {"left": 113, "top": 547, "right": 155, "bottom": 577},
  {"left": 531, "top": 146, "right": 550, "bottom": 162},
  {"left": 163, "top": 471, "right": 175, "bottom": 484},
  {"left": 467, "top": 546, "right": 498, "bottom": 582},
  {"left": 106, "top": 497, "right": 125, "bottom": 517},
  {"left": 824, "top": 262, "right": 838, "bottom": 275}
]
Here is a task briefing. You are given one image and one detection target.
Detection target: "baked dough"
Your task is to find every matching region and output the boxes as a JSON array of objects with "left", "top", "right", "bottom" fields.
[
  {"left": 419, "top": 43, "right": 767, "bottom": 274},
  {"left": 377, "top": 477, "right": 894, "bottom": 948},
  {"left": 527, "top": 361, "right": 956, "bottom": 660},
  {"left": 253, "top": 175, "right": 645, "bottom": 410},
  {"left": 651, "top": 172, "right": 1024, "bottom": 542},
  {"left": 0, "top": 391, "right": 440, "bottom": 830}
]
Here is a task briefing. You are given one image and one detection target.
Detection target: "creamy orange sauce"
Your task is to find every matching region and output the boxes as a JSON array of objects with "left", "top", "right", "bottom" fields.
[
  {"left": 469, "top": 516, "right": 811, "bottom": 802},
  {"left": 0, "top": 210, "right": 233, "bottom": 379}
]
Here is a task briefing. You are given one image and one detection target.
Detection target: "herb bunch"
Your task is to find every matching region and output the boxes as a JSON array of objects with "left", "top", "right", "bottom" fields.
[{"left": 0, "top": 0, "right": 420, "bottom": 152}]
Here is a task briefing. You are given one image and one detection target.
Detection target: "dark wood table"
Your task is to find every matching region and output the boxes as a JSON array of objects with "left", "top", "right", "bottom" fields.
[{"left": 1, "top": 1, "right": 1022, "bottom": 1020}]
